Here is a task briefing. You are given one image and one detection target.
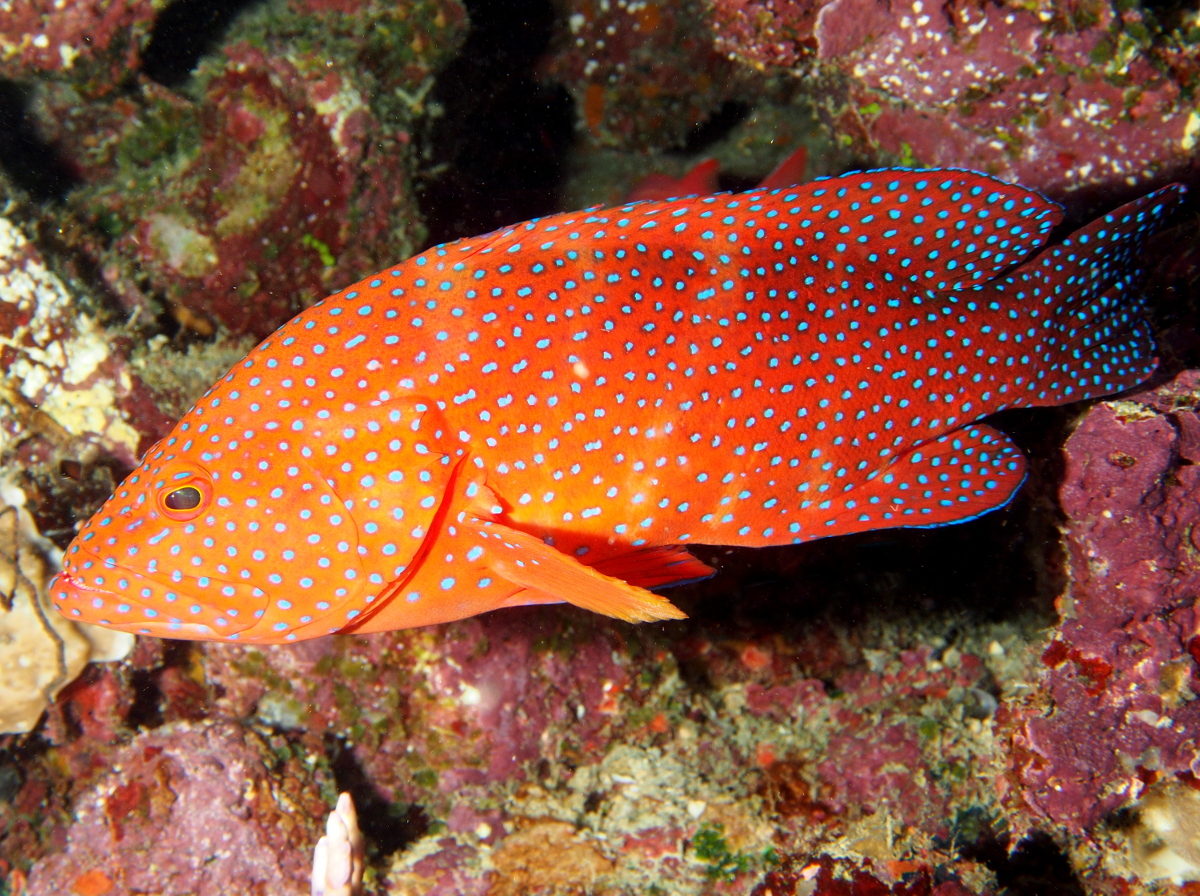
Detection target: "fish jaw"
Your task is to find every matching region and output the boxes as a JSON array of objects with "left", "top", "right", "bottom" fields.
[{"left": 52, "top": 543, "right": 268, "bottom": 640}]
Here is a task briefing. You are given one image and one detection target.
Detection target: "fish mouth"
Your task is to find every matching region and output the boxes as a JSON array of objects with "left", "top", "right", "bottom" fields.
[{"left": 51, "top": 551, "right": 267, "bottom": 641}]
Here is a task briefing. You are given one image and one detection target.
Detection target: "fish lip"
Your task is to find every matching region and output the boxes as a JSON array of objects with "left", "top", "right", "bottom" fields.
[
  {"left": 53, "top": 568, "right": 116, "bottom": 597},
  {"left": 51, "top": 568, "right": 120, "bottom": 602}
]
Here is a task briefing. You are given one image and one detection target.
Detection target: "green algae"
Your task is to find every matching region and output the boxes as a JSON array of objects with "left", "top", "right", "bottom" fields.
[
  {"left": 208, "top": 0, "right": 465, "bottom": 132},
  {"left": 232, "top": 649, "right": 294, "bottom": 694},
  {"left": 302, "top": 234, "right": 336, "bottom": 267},
  {"left": 691, "top": 822, "right": 778, "bottom": 881},
  {"left": 211, "top": 99, "right": 299, "bottom": 240}
]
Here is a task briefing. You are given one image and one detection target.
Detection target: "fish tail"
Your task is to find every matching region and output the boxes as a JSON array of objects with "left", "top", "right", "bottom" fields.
[{"left": 999, "top": 184, "right": 1186, "bottom": 407}]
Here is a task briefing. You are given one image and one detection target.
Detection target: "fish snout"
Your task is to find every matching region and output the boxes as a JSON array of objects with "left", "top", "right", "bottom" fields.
[{"left": 52, "top": 549, "right": 268, "bottom": 640}]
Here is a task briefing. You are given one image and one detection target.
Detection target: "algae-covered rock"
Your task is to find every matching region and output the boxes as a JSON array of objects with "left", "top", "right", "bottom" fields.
[
  {"left": 31, "top": 0, "right": 468, "bottom": 340},
  {"left": 0, "top": 214, "right": 147, "bottom": 465},
  {"left": 24, "top": 720, "right": 326, "bottom": 896},
  {"left": 0, "top": 486, "right": 132, "bottom": 734}
]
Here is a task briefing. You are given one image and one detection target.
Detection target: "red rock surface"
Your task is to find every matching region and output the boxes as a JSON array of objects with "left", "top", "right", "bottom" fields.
[
  {"left": 24, "top": 720, "right": 326, "bottom": 896},
  {"left": 27, "top": 0, "right": 465, "bottom": 340},
  {"left": 540, "top": 0, "right": 756, "bottom": 150},
  {"left": 1012, "top": 371, "right": 1200, "bottom": 831},
  {"left": 203, "top": 610, "right": 665, "bottom": 809},
  {"left": 0, "top": 0, "right": 157, "bottom": 82},
  {"left": 708, "top": 0, "right": 1200, "bottom": 198}
]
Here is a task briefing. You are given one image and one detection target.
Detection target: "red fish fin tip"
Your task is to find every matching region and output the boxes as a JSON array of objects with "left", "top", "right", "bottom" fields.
[
  {"left": 626, "top": 158, "right": 720, "bottom": 203},
  {"left": 473, "top": 521, "right": 687, "bottom": 623},
  {"left": 677, "top": 158, "right": 720, "bottom": 196},
  {"left": 757, "top": 145, "right": 808, "bottom": 192}
]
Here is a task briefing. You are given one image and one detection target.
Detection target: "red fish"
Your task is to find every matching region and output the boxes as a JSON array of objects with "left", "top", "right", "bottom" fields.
[
  {"left": 626, "top": 145, "right": 808, "bottom": 202},
  {"left": 51, "top": 169, "right": 1183, "bottom": 643}
]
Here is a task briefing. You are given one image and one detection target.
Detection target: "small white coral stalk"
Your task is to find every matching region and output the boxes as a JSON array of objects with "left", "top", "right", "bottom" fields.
[{"left": 312, "top": 792, "right": 365, "bottom": 896}]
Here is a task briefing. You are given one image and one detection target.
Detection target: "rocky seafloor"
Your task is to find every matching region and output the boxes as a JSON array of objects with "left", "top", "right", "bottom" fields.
[{"left": 1, "top": 0, "right": 1200, "bottom": 894}]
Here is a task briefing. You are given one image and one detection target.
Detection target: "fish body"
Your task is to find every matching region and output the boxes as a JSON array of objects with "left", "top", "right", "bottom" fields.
[{"left": 51, "top": 169, "right": 1184, "bottom": 642}]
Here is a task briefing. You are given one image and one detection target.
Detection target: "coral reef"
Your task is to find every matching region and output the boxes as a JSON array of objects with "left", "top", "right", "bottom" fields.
[
  {"left": 1010, "top": 371, "right": 1200, "bottom": 833},
  {"left": 27, "top": 0, "right": 466, "bottom": 338},
  {"left": 90, "top": 601, "right": 1024, "bottom": 894},
  {"left": 707, "top": 0, "right": 1200, "bottom": 198},
  {"left": 539, "top": 0, "right": 759, "bottom": 151},
  {"left": 0, "top": 213, "right": 150, "bottom": 464},
  {"left": 23, "top": 720, "right": 327, "bottom": 895},
  {"left": 0, "top": 0, "right": 1196, "bottom": 893},
  {"left": 0, "top": 0, "right": 159, "bottom": 85},
  {"left": 0, "top": 491, "right": 131, "bottom": 735}
]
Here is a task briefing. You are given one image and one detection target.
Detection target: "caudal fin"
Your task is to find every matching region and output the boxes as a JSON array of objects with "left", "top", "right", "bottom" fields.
[{"left": 998, "top": 184, "right": 1186, "bottom": 407}]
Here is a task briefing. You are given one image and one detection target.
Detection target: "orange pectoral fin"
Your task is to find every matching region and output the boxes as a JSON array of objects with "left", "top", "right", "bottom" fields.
[{"left": 471, "top": 520, "right": 688, "bottom": 623}]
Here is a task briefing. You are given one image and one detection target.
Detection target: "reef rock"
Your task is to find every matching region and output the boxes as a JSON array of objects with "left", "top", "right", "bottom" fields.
[
  {"left": 1013, "top": 371, "right": 1200, "bottom": 832},
  {"left": 25, "top": 720, "right": 326, "bottom": 896},
  {"left": 0, "top": 488, "right": 131, "bottom": 735},
  {"left": 0, "top": 214, "right": 148, "bottom": 464},
  {"left": 709, "top": 0, "right": 1200, "bottom": 197},
  {"left": 540, "top": 0, "right": 758, "bottom": 151},
  {"left": 0, "top": 0, "right": 158, "bottom": 84},
  {"left": 28, "top": 0, "right": 465, "bottom": 340}
]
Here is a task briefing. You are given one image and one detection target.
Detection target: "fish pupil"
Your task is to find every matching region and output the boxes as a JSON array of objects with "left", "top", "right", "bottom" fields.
[{"left": 164, "top": 487, "right": 202, "bottom": 511}]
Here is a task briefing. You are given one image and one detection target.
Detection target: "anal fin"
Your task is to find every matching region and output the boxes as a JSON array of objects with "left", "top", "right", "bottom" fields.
[{"left": 806, "top": 424, "right": 1027, "bottom": 539}]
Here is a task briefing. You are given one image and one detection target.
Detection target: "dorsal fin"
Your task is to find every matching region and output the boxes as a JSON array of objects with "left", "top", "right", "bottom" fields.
[
  {"left": 627, "top": 158, "right": 721, "bottom": 202},
  {"left": 757, "top": 145, "right": 809, "bottom": 192}
]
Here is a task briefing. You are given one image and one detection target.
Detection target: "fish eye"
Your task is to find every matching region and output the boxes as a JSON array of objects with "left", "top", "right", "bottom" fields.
[
  {"left": 155, "top": 467, "right": 213, "bottom": 520},
  {"left": 164, "top": 487, "right": 202, "bottom": 510}
]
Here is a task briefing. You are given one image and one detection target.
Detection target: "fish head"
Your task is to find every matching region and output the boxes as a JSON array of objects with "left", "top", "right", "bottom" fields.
[{"left": 51, "top": 411, "right": 376, "bottom": 642}]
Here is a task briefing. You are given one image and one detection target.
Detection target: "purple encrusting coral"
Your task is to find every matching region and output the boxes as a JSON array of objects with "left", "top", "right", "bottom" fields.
[
  {"left": 1012, "top": 371, "right": 1200, "bottom": 833},
  {"left": 707, "top": 0, "right": 1200, "bottom": 198},
  {"left": 23, "top": 721, "right": 327, "bottom": 896}
]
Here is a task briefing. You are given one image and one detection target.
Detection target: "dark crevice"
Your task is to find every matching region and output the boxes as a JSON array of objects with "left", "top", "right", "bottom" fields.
[
  {"left": 988, "top": 832, "right": 1087, "bottom": 896},
  {"left": 950, "top": 810, "right": 1086, "bottom": 896},
  {"left": 0, "top": 81, "right": 81, "bottom": 201},
  {"left": 418, "top": 0, "right": 575, "bottom": 245},
  {"left": 125, "top": 668, "right": 167, "bottom": 732},
  {"left": 325, "top": 736, "right": 430, "bottom": 861},
  {"left": 125, "top": 641, "right": 206, "bottom": 730},
  {"left": 673, "top": 100, "right": 752, "bottom": 156},
  {"left": 141, "top": 0, "right": 263, "bottom": 88},
  {"left": 0, "top": 759, "right": 23, "bottom": 805}
]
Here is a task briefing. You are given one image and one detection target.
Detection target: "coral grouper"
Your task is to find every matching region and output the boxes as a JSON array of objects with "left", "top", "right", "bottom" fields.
[{"left": 52, "top": 169, "right": 1184, "bottom": 643}]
